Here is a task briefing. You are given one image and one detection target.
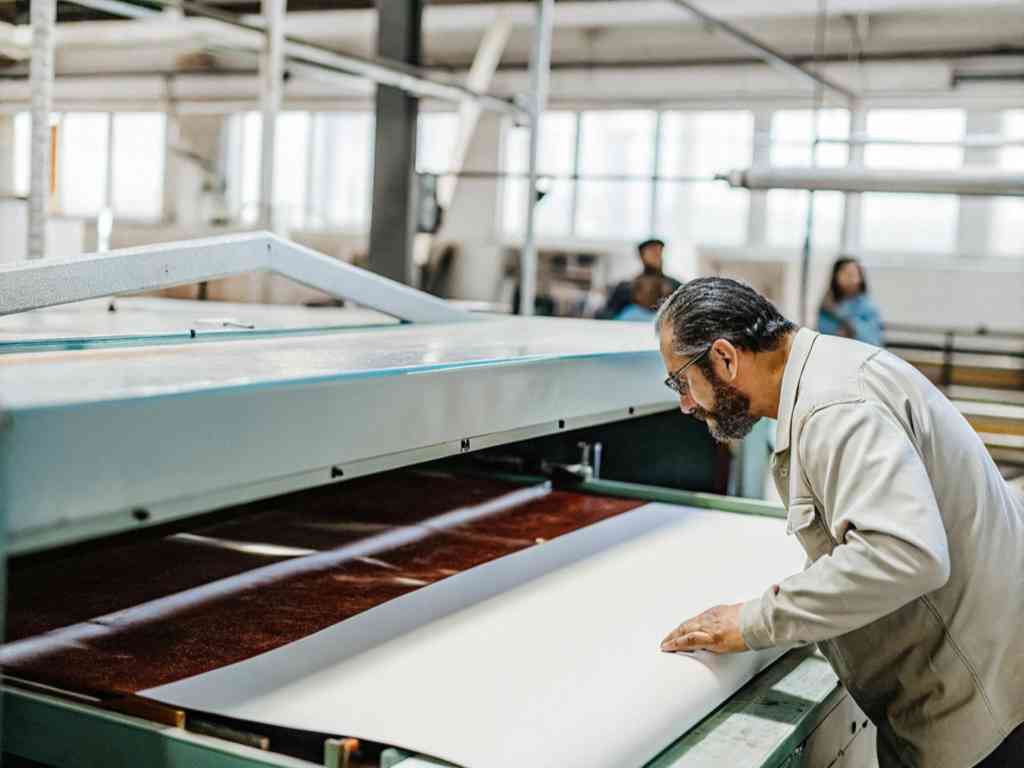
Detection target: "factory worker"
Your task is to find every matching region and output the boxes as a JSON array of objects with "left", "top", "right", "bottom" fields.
[
  {"left": 598, "top": 238, "right": 681, "bottom": 319},
  {"left": 655, "top": 277, "right": 1024, "bottom": 768},
  {"left": 818, "top": 257, "right": 884, "bottom": 347}
]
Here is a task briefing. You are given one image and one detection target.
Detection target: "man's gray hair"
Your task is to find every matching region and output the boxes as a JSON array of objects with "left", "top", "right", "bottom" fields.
[{"left": 655, "top": 277, "right": 796, "bottom": 359}]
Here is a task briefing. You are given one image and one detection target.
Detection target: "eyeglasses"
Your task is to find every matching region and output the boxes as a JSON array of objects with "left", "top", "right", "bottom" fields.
[{"left": 664, "top": 346, "right": 711, "bottom": 397}]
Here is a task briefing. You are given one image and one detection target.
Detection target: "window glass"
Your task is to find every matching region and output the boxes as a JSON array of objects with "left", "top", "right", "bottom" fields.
[
  {"left": 111, "top": 112, "right": 165, "bottom": 220},
  {"left": 990, "top": 110, "right": 1024, "bottom": 258},
  {"left": 655, "top": 111, "right": 753, "bottom": 250},
  {"left": 766, "top": 109, "right": 849, "bottom": 247},
  {"left": 860, "top": 109, "right": 965, "bottom": 253},
  {"left": 574, "top": 111, "right": 656, "bottom": 239},
  {"left": 502, "top": 112, "right": 577, "bottom": 237},
  {"left": 59, "top": 113, "right": 109, "bottom": 217}
]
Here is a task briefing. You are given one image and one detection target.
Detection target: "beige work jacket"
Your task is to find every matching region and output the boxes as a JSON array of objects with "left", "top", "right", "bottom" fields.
[{"left": 739, "top": 328, "right": 1024, "bottom": 768}]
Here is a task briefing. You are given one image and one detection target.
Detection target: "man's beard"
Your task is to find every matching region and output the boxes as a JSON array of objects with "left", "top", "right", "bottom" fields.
[{"left": 691, "top": 366, "right": 760, "bottom": 443}]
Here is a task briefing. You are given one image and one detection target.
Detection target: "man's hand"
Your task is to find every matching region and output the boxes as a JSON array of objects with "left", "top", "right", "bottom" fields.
[{"left": 660, "top": 603, "right": 748, "bottom": 654}]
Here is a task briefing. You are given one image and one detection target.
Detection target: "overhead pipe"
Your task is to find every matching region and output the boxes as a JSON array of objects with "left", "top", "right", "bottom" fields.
[
  {"left": 718, "top": 167, "right": 1024, "bottom": 197},
  {"left": 27, "top": 0, "right": 57, "bottom": 261}
]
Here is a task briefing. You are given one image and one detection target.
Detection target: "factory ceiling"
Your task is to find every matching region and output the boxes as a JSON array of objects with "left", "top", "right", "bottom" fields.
[{"left": 1, "top": 0, "right": 1022, "bottom": 86}]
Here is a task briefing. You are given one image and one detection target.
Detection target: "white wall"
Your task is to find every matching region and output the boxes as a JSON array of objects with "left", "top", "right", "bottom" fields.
[{"left": 698, "top": 245, "right": 1024, "bottom": 333}]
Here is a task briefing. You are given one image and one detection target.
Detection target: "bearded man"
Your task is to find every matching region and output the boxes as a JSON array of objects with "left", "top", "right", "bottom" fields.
[{"left": 655, "top": 278, "right": 1024, "bottom": 768}]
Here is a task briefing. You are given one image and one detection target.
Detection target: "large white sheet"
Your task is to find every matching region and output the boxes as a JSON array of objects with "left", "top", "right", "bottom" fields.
[{"left": 143, "top": 503, "right": 804, "bottom": 768}]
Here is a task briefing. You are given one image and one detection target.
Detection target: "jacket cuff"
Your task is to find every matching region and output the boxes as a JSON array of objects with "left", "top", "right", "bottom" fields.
[{"left": 740, "top": 597, "right": 774, "bottom": 651}]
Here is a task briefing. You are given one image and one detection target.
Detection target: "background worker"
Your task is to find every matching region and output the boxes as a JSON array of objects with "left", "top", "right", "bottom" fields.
[{"left": 598, "top": 238, "right": 681, "bottom": 319}]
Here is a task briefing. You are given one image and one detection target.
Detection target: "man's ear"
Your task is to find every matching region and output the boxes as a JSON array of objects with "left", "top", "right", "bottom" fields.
[{"left": 711, "top": 339, "right": 740, "bottom": 382}]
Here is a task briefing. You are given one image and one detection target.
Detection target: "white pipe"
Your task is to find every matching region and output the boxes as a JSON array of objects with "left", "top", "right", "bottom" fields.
[
  {"left": 840, "top": 105, "right": 867, "bottom": 253},
  {"left": 720, "top": 167, "right": 1024, "bottom": 197},
  {"left": 27, "top": 0, "right": 56, "bottom": 261},
  {"left": 259, "top": 0, "right": 285, "bottom": 236},
  {"left": 518, "top": 0, "right": 553, "bottom": 317}
]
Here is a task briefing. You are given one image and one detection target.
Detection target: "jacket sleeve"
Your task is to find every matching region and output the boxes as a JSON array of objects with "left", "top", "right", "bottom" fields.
[{"left": 740, "top": 401, "right": 951, "bottom": 650}]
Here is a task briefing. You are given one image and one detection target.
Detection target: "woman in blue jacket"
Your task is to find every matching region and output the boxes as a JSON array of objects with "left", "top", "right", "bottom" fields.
[{"left": 818, "top": 257, "right": 884, "bottom": 347}]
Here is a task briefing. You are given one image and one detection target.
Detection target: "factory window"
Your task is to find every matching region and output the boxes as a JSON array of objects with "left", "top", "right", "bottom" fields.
[
  {"left": 274, "top": 111, "right": 311, "bottom": 229},
  {"left": 315, "top": 112, "right": 374, "bottom": 232},
  {"left": 502, "top": 111, "right": 577, "bottom": 238},
  {"left": 110, "top": 113, "right": 166, "bottom": 221},
  {"left": 766, "top": 109, "right": 848, "bottom": 248},
  {"left": 860, "top": 109, "right": 965, "bottom": 254},
  {"left": 417, "top": 111, "right": 459, "bottom": 174},
  {"left": 13, "top": 112, "right": 31, "bottom": 197},
  {"left": 575, "top": 110, "right": 657, "bottom": 240},
  {"left": 14, "top": 111, "right": 164, "bottom": 220},
  {"left": 655, "top": 110, "right": 753, "bottom": 252},
  {"left": 228, "top": 111, "right": 327, "bottom": 229},
  {"left": 416, "top": 111, "right": 460, "bottom": 211},
  {"left": 990, "top": 110, "right": 1024, "bottom": 258},
  {"left": 58, "top": 113, "right": 110, "bottom": 218},
  {"left": 230, "top": 111, "right": 263, "bottom": 225}
]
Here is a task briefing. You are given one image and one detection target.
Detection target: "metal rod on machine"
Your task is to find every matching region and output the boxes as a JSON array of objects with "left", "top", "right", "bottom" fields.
[
  {"left": 258, "top": 0, "right": 285, "bottom": 238},
  {"left": 519, "top": 0, "right": 554, "bottom": 316},
  {"left": 666, "top": 0, "right": 857, "bottom": 104},
  {"left": 718, "top": 167, "right": 1024, "bottom": 197},
  {"left": 27, "top": 0, "right": 56, "bottom": 261}
]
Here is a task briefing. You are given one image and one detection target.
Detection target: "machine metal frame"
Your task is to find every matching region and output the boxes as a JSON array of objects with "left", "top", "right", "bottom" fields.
[
  {"left": 0, "top": 236, "right": 867, "bottom": 767},
  {"left": 0, "top": 231, "right": 470, "bottom": 324},
  {"left": 2, "top": 480, "right": 851, "bottom": 768},
  {"left": 0, "top": 235, "right": 675, "bottom": 553}
]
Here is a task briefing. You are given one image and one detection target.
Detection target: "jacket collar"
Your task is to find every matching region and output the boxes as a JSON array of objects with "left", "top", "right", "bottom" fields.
[{"left": 774, "top": 327, "right": 820, "bottom": 455}]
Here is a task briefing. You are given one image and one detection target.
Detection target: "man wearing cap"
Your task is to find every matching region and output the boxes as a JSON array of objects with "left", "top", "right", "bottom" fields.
[{"left": 597, "top": 238, "right": 680, "bottom": 319}]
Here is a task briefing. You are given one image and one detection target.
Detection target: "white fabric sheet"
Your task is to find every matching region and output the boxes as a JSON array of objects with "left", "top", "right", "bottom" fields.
[{"left": 143, "top": 503, "right": 804, "bottom": 768}]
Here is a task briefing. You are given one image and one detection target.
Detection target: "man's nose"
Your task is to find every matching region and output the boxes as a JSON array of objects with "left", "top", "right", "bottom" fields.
[{"left": 678, "top": 391, "right": 697, "bottom": 415}]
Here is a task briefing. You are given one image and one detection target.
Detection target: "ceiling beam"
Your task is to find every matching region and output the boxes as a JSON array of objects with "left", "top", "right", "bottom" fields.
[{"left": 666, "top": 0, "right": 859, "bottom": 103}]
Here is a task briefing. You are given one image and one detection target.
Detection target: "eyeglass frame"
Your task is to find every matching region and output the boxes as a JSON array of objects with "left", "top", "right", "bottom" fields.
[{"left": 664, "top": 345, "right": 712, "bottom": 397}]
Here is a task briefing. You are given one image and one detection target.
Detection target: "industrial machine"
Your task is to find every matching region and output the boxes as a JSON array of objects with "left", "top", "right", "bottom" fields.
[{"left": 0, "top": 234, "right": 873, "bottom": 768}]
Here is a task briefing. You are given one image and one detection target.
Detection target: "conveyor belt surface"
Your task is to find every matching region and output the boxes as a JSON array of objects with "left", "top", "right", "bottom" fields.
[{"left": 2, "top": 471, "right": 641, "bottom": 699}]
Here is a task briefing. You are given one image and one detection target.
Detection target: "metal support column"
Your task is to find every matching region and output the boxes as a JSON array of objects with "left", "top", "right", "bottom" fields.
[
  {"left": 368, "top": 0, "right": 424, "bottom": 286},
  {"left": 840, "top": 103, "right": 866, "bottom": 254},
  {"left": 27, "top": 0, "right": 57, "bottom": 261},
  {"left": 518, "top": 0, "right": 554, "bottom": 316},
  {"left": 746, "top": 110, "right": 772, "bottom": 245},
  {"left": 0, "top": 115, "right": 15, "bottom": 197},
  {"left": 162, "top": 77, "right": 179, "bottom": 225},
  {"left": 259, "top": 0, "right": 285, "bottom": 235}
]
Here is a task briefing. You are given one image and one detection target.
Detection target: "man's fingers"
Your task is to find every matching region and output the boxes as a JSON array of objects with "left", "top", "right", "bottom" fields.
[
  {"left": 661, "top": 630, "right": 715, "bottom": 652},
  {"left": 661, "top": 619, "right": 699, "bottom": 647}
]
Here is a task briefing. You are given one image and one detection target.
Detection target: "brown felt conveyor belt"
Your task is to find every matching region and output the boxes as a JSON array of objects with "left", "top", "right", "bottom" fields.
[{"left": 2, "top": 471, "right": 642, "bottom": 700}]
